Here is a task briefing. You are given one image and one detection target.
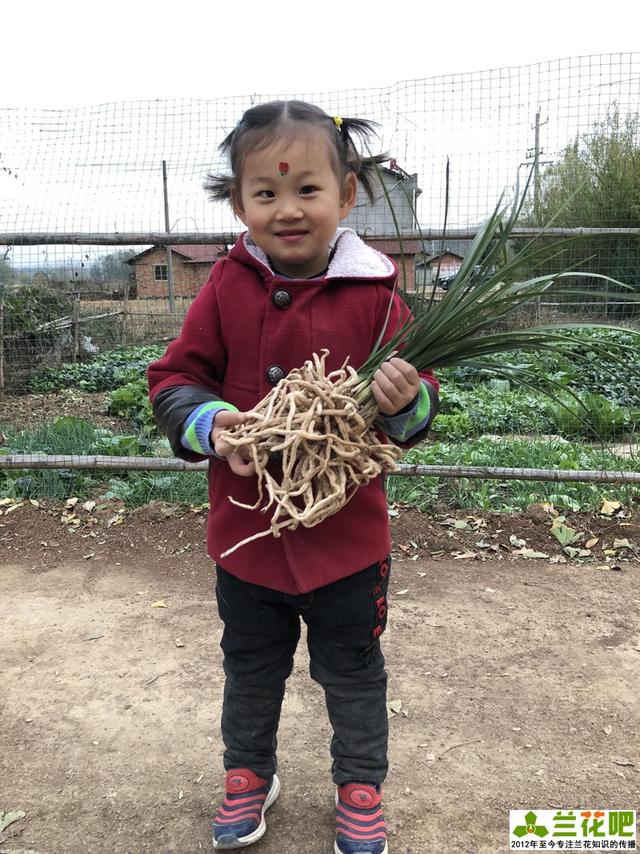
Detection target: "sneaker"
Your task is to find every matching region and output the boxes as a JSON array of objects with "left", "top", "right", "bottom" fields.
[
  {"left": 334, "top": 782, "right": 388, "bottom": 854},
  {"left": 212, "top": 768, "right": 281, "bottom": 849}
]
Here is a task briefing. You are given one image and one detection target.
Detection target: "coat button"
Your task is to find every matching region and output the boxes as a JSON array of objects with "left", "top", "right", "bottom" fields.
[
  {"left": 266, "top": 364, "right": 286, "bottom": 385},
  {"left": 272, "top": 288, "right": 292, "bottom": 309}
]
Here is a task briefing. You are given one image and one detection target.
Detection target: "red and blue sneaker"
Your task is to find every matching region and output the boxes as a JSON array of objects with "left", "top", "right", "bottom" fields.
[
  {"left": 212, "top": 768, "right": 280, "bottom": 849},
  {"left": 335, "top": 782, "right": 388, "bottom": 854}
]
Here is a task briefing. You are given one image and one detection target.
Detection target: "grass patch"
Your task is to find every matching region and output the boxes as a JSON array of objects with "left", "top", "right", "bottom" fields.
[
  {"left": 102, "top": 471, "right": 209, "bottom": 507},
  {"left": 0, "top": 417, "right": 157, "bottom": 502},
  {"left": 2, "top": 418, "right": 638, "bottom": 513}
]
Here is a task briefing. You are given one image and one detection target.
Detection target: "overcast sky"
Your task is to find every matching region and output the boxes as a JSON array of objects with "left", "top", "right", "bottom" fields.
[{"left": 4, "top": 0, "right": 639, "bottom": 108}]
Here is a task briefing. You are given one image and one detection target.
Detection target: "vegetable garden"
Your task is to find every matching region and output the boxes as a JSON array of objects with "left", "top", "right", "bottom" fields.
[{"left": 2, "top": 325, "right": 639, "bottom": 515}]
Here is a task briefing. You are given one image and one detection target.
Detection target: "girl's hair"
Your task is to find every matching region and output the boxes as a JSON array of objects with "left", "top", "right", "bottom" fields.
[{"left": 204, "top": 100, "right": 388, "bottom": 204}]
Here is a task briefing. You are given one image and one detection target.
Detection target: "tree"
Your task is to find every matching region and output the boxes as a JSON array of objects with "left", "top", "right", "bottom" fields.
[
  {"left": 533, "top": 108, "right": 639, "bottom": 228},
  {"left": 90, "top": 250, "right": 136, "bottom": 285},
  {"left": 0, "top": 257, "right": 14, "bottom": 284},
  {"left": 522, "top": 107, "right": 640, "bottom": 304}
]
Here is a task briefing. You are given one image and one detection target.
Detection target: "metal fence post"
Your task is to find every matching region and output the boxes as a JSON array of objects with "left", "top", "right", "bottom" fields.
[
  {"left": 121, "top": 280, "right": 129, "bottom": 347},
  {"left": 162, "top": 160, "right": 176, "bottom": 313},
  {"left": 71, "top": 293, "right": 80, "bottom": 363},
  {"left": 0, "top": 285, "right": 4, "bottom": 393}
]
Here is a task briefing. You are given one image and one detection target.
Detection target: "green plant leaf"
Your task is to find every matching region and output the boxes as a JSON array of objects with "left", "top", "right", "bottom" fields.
[
  {"left": 520, "top": 549, "right": 550, "bottom": 559},
  {"left": 550, "top": 523, "right": 581, "bottom": 546},
  {"left": 0, "top": 810, "right": 26, "bottom": 834}
]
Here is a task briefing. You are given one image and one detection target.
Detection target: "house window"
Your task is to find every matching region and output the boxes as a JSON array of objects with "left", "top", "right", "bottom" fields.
[{"left": 154, "top": 264, "right": 168, "bottom": 282}]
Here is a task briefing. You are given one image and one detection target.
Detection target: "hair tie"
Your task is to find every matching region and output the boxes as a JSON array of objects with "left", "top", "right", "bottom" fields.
[{"left": 333, "top": 116, "right": 343, "bottom": 131}]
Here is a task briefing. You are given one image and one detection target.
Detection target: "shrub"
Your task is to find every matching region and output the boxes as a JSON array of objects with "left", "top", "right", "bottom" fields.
[
  {"left": 26, "top": 345, "right": 164, "bottom": 393},
  {"left": 1, "top": 282, "right": 74, "bottom": 390},
  {"left": 546, "top": 393, "right": 638, "bottom": 440},
  {"left": 107, "top": 379, "right": 156, "bottom": 433}
]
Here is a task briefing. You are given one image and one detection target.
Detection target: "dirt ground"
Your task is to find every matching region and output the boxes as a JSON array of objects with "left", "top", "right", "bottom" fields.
[
  {"left": 1, "top": 498, "right": 639, "bottom": 854},
  {"left": 0, "top": 389, "right": 130, "bottom": 435}
]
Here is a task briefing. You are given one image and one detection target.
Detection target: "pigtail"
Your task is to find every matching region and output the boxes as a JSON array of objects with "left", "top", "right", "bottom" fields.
[
  {"left": 338, "top": 117, "right": 389, "bottom": 204},
  {"left": 203, "top": 101, "right": 390, "bottom": 206},
  {"left": 203, "top": 172, "right": 235, "bottom": 201},
  {"left": 355, "top": 152, "right": 391, "bottom": 205}
]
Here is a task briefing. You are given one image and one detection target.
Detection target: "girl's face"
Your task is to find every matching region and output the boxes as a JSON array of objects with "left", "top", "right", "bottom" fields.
[{"left": 231, "top": 133, "right": 356, "bottom": 278}]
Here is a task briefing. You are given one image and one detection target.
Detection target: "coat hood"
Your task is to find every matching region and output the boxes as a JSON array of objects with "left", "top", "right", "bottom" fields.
[{"left": 228, "top": 227, "right": 397, "bottom": 284}]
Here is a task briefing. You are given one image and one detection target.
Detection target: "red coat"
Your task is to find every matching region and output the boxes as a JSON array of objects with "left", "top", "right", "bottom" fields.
[{"left": 148, "top": 229, "right": 438, "bottom": 594}]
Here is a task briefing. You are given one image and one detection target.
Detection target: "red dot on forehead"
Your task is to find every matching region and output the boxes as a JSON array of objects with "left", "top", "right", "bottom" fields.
[{"left": 278, "top": 161, "right": 289, "bottom": 175}]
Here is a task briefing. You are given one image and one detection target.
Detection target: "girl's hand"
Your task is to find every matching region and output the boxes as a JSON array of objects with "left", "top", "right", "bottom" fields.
[
  {"left": 371, "top": 357, "right": 421, "bottom": 416},
  {"left": 211, "top": 410, "right": 256, "bottom": 477}
]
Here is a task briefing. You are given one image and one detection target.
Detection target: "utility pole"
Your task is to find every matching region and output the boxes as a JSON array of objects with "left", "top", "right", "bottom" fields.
[
  {"left": 534, "top": 109, "right": 541, "bottom": 223},
  {"left": 526, "top": 108, "right": 552, "bottom": 225}
]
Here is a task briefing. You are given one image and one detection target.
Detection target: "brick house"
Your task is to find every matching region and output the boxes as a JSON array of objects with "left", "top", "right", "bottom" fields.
[
  {"left": 415, "top": 249, "right": 465, "bottom": 286},
  {"left": 129, "top": 162, "right": 427, "bottom": 297},
  {"left": 128, "top": 244, "right": 227, "bottom": 298},
  {"left": 130, "top": 237, "right": 424, "bottom": 295},
  {"left": 346, "top": 161, "right": 425, "bottom": 291},
  {"left": 364, "top": 239, "right": 423, "bottom": 291}
]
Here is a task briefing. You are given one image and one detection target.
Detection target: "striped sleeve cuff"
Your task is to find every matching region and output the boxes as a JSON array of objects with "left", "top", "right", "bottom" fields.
[
  {"left": 376, "top": 381, "right": 432, "bottom": 443},
  {"left": 181, "top": 401, "right": 239, "bottom": 456}
]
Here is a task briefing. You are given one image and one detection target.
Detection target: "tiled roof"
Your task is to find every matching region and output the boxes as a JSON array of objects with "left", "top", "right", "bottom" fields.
[
  {"left": 170, "top": 244, "right": 227, "bottom": 263},
  {"left": 364, "top": 239, "right": 423, "bottom": 255},
  {"left": 128, "top": 244, "right": 227, "bottom": 264},
  {"left": 420, "top": 239, "right": 473, "bottom": 257},
  {"left": 425, "top": 250, "right": 465, "bottom": 263}
]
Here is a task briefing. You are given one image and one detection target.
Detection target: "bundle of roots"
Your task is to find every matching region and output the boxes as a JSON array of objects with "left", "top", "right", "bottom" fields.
[{"left": 218, "top": 351, "right": 402, "bottom": 556}]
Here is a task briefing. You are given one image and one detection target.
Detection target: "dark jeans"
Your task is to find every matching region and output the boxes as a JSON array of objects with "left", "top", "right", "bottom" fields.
[{"left": 215, "top": 558, "right": 391, "bottom": 786}]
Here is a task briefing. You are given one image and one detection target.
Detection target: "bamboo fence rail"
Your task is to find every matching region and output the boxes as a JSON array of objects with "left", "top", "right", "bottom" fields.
[
  {"left": 1, "top": 454, "right": 639, "bottom": 484},
  {"left": 1, "top": 227, "right": 640, "bottom": 247}
]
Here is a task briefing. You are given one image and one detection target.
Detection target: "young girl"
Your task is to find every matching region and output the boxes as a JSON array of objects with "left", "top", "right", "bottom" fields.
[{"left": 147, "top": 100, "right": 439, "bottom": 853}]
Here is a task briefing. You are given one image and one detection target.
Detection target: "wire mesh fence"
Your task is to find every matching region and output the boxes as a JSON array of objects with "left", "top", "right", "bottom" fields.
[
  {"left": 1, "top": 54, "right": 639, "bottom": 505},
  {"left": 2, "top": 54, "right": 640, "bottom": 366}
]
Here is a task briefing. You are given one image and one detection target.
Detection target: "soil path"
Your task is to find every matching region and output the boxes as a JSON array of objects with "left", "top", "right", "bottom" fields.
[{"left": 1, "top": 503, "right": 639, "bottom": 854}]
